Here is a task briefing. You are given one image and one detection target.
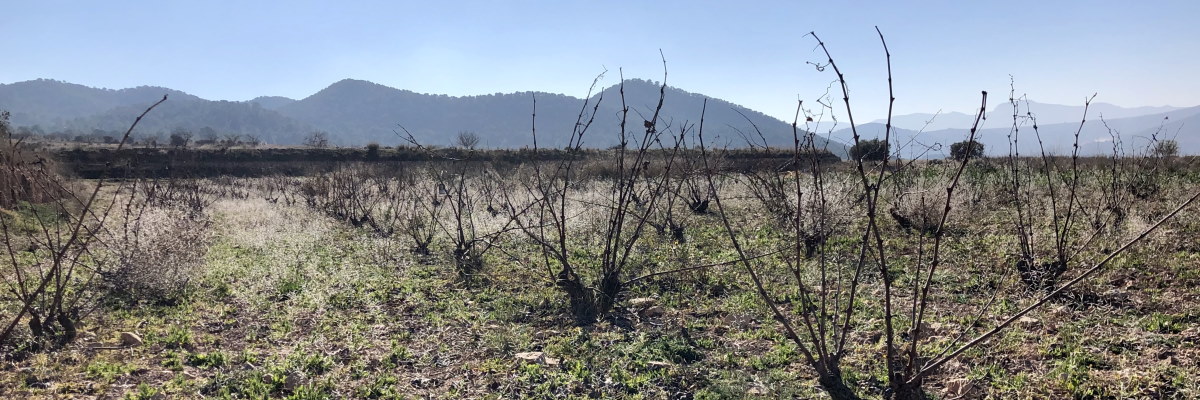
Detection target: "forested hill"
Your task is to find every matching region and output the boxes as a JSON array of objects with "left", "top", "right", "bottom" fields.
[{"left": 0, "top": 78, "right": 845, "bottom": 155}]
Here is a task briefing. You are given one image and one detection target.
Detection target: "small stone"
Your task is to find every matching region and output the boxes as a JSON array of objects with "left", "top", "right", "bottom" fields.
[
  {"left": 515, "top": 351, "right": 559, "bottom": 366},
  {"left": 720, "top": 314, "right": 751, "bottom": 330},
  {"left": 639, "top": 306, "right": 666, "bottom": 318},
  {"left": 283, "top": 372, "right": 303, "bottom": 392},
  {"left": 120, "top": 332, "right": 143, "bottom": 347},
  {"left": 630, "top": 297, "right": 658, "bottom": 309},
  {"left": 515, "top": 352, "right": 545, "bottom": 364}
]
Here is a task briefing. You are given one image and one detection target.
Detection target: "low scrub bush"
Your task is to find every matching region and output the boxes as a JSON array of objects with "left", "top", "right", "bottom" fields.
[{"left": 99, "top": 206, "right": 212, "bottom": 305}]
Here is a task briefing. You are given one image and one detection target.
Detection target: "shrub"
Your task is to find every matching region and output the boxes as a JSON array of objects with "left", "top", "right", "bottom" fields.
[
  {"left": 455, "top": 131, "right": 480, "bottom": 149},
  {"left": 169, "top": 129, "right": 193, "bottom": 148},
  {"left": 1, "top": 111, "right": 69, "bottom": 208},
  {"left": 100, "top": 207, "right": 212, "bottom": 304},
  {"left": 849, "top": 138, "right": 889, "bottom": 161},
  {"left": 365, "top": 142, "right": 381, "bottom": 160},
  {"left": 304, "top": 131, "right": 331, "bottom": 148},
  {"left": 1, "top": 96, "right": 167, "bottom": 350},
  {"left": 950, "top": 139, "right": 984, "bottom": 160},
  {"left": 1152, "top": 139, "right": 1179, "bottom": 158}
]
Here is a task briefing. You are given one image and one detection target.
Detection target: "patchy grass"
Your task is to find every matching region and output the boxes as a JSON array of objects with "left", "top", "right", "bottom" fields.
[{"left": 2, "top": 163, "right": 1199, "bottom": 399}]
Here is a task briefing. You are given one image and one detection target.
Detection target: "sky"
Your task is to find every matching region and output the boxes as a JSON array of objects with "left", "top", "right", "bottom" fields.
[{"left": 3, "top": 1, "right": 1198, "bottom": 123}]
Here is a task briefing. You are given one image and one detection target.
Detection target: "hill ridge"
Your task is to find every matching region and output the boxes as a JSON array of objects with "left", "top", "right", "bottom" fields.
[{"left": 0, "top": 78, "right": 843, "bottom": 154}]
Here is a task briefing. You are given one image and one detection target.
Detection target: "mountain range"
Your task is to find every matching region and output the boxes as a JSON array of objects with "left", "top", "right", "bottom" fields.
[
  {"left": 1, "top": 78, "right": 1194, "bottom": 157},
  {"left": 869, "top": 102, "right": 1185, "bottom": 132},
  {"left": 857, "top": 101, "right": 1198, "bottom": 158},
  {"left": 0, "top": 78, "right": 840, "bottom": 155}
]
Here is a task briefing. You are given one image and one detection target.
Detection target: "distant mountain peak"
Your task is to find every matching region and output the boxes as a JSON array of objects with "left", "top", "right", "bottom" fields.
[
  {"left": 249, "top": 96, "right": 297, "bottom": 110},
  {"left": 329, "top": 78, "right": 380, "bottom": 87}
]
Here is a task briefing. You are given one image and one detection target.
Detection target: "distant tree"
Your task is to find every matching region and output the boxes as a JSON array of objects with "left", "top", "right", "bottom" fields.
[
  {"left": 849, "top": 138, "right": 889, "bottom": 161},
  {"left": 198, "top": 126, "right": 218, "bottom": 142},
  {"left": 365, "top": 142, "right": 381, "bottom": 160},
  {"left": 455, "top": 131, "right": 480, "bottom": 149},
  {"left": 949, "top": 139, "right": 985, "bottom": 160},
  {"left": 0, "top": 111, "right": 9, "bottom": 137},
  {"left": 169, "top": 128, "right": 193, "bottom": 148},
  {"left": 219, "top": 134, "right": 242, "bottom": 150},
  {"left": 244, "top": 135, "right": 262, "bottom": 148},
  {"left": 304, "top": 131, "right": 330, "bottom": 148},
  {"left": 1153, "top": 139, "right": 1179, "bottom": 158}
]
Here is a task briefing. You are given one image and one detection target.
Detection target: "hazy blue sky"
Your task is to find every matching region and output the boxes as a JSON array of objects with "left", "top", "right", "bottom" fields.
[{"left": 3, "top": 1, "right": 1197, "bottom": 122}]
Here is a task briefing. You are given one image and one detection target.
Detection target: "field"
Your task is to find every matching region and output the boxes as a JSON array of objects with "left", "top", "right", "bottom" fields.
[{"left": 3, "top": 130, "right": 1200, "bottom": 399}]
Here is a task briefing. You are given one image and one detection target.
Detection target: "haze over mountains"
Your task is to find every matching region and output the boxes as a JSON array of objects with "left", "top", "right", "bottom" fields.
[
  {"left": 857, "top": 101, "right": 1198, "bottom": 158},
  {"left": 1, "top": 78, "right": 1195, "bottom": 157},
  {"left": 870, "top": 102, "right": 1185, "bottom": 132}
]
